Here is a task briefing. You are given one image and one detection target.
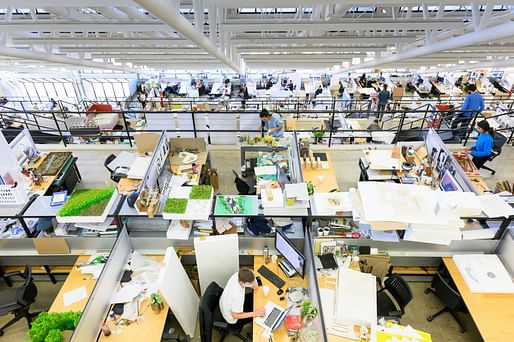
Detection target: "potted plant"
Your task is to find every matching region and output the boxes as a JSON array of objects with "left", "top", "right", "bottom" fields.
[
  {"left": 293, "top": 300, "right": 319, "bottom": 342},
  {"left": 150, "top": 293, "right": 164, "bottom": 314}
]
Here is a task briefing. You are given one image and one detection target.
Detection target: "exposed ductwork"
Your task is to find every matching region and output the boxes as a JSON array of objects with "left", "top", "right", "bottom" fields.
[
  {"left": 132, "top": 0, "right": 239, "bottom": 72},
  {"left": 336, "top": 20, "right": 514, "bottom": 73}
]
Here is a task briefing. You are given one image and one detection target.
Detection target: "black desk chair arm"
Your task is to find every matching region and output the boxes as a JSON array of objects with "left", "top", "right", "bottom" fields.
[
  {"left": 213, "top": 321, "right": 229, "bottom": 329},
  {"left": 387, "top": 309, "right": 404, "bottom": 317},
  {"left": 2, "top": 271, "right": 25, "bottom": 279}
]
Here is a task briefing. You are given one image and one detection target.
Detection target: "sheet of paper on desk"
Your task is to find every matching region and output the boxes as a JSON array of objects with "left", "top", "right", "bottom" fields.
[
  {"left": 167, "top": 186, "right": 191, "bottom": 199},
  {"left": 478, "top": 194, "right": 514, "bottom": 218},
  {"left": 442, "top": 191, "right": 482, "bottom": 217},
  {"left": 366, "top": 150, "right": 400, "bottom": 170},
  {"left": 319, "top": 288, "right": 335, "bottom": 330},
  {"left": 453, "top": 254, "right": 514, "bottom": 293},
  {"left": 261, "top": 188, "right": 284, "bottom": 208},
  {"left": 126, "top": 156, "right": 151, "bottom": 179},
  {"left": 371, "top": 229, "right": 399, "bottom": 242},
  {"left": 461, "top": 228, "right": 498, "bottom": 240},
  {"left": 63, "top": 286, "right": 87, "bottom": 307},
  {"left": 254, "top": 165, "right": 277, "bottom": 176},
  {"left": 285, "top": 183, "right": 309, "bottom": 201},
  {"left": 80, "top": 264, "right": 104, "bottom": 279},
  {"left": 169, "top": 175, "right": 189, "bottom": 188},
  {"left": 403, "top": 226, "right": 461, "bottom": 246},
  {"left": 110, "top": 283, "right": 143, "bottom": 304}
]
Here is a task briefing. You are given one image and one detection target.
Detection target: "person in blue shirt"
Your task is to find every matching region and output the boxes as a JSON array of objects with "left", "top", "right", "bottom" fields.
[
  {"left": 259, "top": 109, "right": 284, "bottom": 138},
  {"left": 466, "top": 120, "right": 494, "bottom": 169},
  {"left": 451, "top": 84, "right": 484, "bottom": 136},
  {"left": 377, "top": 84, "right": 390, "bottom": 120}
]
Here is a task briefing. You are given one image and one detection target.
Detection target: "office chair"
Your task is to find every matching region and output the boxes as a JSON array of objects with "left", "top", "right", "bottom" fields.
[
  {"left": 104, "top": 153, "right": 124, "bottom": 183},
  {"left": 376, "top": 274, "right": 413, "bottom": 320},
  {"left": 0, "top": 265, "right": 39, "bottom": 336},
  {"left": 199, "top": 282, "right": 249, "bottom": 342},
  {"left": 480, "top": 131, "right": 507, "bottom": 175},
  {"left": 425, "top": 271, "right": 467, "bottom": 333},
  {"left": 232, "top": 170, "right": 256, "bottom": 196},
  {"left": 358, "top": 157, "right": 369, "bottom": 181}
]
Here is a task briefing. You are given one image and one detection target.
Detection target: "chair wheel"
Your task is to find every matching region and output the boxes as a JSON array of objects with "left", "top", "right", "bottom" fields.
[
  {"left": 0, "top": 330, "right": 3, "bottom": 336},
  {"left": 424, "top": 288, "right": 430, "bottom": 294},
  {"left": 491, "top": 171, "right": 496, "bottom": 175},
  {"left": 460, "top": 328, "right": 466, "bottom": 333},
  {"left": 427, "top": 316, "right": 433, "bottom": 322}
]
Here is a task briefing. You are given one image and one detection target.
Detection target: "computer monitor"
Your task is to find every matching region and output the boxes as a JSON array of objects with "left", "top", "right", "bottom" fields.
[
  {"left": 275, "top": 229, "right": 305, "bottom": 278},
  {"left": 439, "top": 170, "right": 463, "bottom": 192}
]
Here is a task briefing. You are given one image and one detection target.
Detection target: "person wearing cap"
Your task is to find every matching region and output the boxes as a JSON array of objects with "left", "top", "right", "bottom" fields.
[
  {"left": 258, "top": 109, "right": 284, "bottom": 138},
  {"left": 452, "top": 84, "right": 484, "bottom": 137},
  {"left": 466, "top": 120, "right": 494, "bottom": 169}
]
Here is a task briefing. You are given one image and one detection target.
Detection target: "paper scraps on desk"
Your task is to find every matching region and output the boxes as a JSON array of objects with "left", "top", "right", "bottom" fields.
[
  {"left": 376, "top": 322, "right": 432, "bottom": 342},
  {"left": 80, "top": 264, "right": 104, "bottom": 279},
  {"left": 111, "top": 283, "right": 143, "bottom": 304},
  {"left": 63, "top": 286, "right": 87, "bottom": 307},
  {"left": 254, "top": 165, "right": 277, "bottom": 176},
  {"left": 478, "top": 194, "right": 514, "bottom": 218},
  {"left": 169, "top": 175, "right": 189, "bottom": 188}
]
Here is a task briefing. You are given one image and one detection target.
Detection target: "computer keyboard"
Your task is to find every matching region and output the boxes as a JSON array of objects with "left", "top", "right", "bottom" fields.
[
  {"left": 264, "top": 307, "right": 281, "bottom": 327},
  {"left": 257, "top": 265, "right": 285, "bottom": 289}
]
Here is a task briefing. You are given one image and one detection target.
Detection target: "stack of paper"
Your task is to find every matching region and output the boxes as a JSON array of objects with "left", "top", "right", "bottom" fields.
[
  {"left": 261, "top": 188, "right": 284, "bottom": 208},
  {"left": 478, "top": 194, "right": 514, "bottom": 218},
  {"left": 453, "top": 254, "right": 514, "bottom": 293},
  {"left": 166, "top": 220, "right": 193, "bottom": 240},
  {"left": 285, "top": 183, "right": 310, "bottom": 208},
  {"left": 312, "top": 192, "right": 353, "bottom": 216}
]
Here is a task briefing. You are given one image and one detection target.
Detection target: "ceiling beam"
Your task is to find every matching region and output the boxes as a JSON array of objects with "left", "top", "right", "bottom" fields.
[
  {"left": 337, "top": 21, "right": 514, "bottom": 73},
  {"left": 12, "top": 37, "right": 193, "bottom": 46},
  {"left": 238, "top": 47, "right": 377, "bottom": 54},
  {"left": 59, "top": 47, "right": 203, "bottom": 53},
  {"left": 132, "top": 0, "right": 239, "bottom": 72},
  {"left": 92, "top": 54, "right": 215, "bottom": 60},
  {"left": 0, "top": 0, "right": 132, "bottom": 6},
  {"left": 231, "top": 36, "right": 421, "bottom": 46},
  {"left": 0, "top": 22, "right": 166, "bottom": 32},
  {"left": 222, "top": 19, "right": 464, "bottom": 32},
  {"left": 210, "top": 0, "right": 496, "bottom": 7},
  {"left": 0, "top": 46, "right": 142, "bottom": 73}
]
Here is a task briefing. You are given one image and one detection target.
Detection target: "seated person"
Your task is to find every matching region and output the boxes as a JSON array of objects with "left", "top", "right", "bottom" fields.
[
  {"left": 259, "top": 109, "right": 284, "bottom": 138},
  {"left": 219, "top": 268, "right": 265, "bottom": 329},
  {"left": 466, "top": 120, "right": 494, "bottom": 169}
]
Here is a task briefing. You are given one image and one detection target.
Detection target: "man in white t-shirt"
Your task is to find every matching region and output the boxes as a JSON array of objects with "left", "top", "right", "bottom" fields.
[{"left": 219, "top": 268, "right": 266, "bottom": 328}]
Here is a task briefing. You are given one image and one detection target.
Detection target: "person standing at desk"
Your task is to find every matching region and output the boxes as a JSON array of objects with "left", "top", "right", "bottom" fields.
[
  {"left": 466, "top": 120, "right": 494, "bottom": 169},
  {"left": 220, "top": 268, "right": 266, "bottom": 329},
  {"left": 259, "top": 109, "right": 284, "bottom": 138},
  {"left": 377, "top": 84, "right": 390, "bottom": 121},
  {"left": 452, "top": 84, "right": 484, "bottom": 137}
]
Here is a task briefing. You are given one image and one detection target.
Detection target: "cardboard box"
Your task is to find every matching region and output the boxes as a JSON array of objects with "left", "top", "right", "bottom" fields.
[{"left": 168, "top": 138, "right": 208, "bottom": 166}]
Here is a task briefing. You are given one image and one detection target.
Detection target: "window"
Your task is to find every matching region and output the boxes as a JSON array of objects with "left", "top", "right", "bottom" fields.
[
  {"left": 82, "top": 78, "right": 132, "bottom": 101},
  {"left": 17, "top": 78, "right": 79, "bottom": 103}
]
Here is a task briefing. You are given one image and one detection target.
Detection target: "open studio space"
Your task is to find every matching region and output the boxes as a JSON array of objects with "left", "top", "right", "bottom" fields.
[{"left": 1, "top": 2, "right": 514, "bottom": 342}]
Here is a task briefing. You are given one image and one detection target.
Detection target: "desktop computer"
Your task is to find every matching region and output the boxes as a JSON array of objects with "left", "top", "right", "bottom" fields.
[{"left": 275, "top": 229, "right": 305, "bottom": 278}]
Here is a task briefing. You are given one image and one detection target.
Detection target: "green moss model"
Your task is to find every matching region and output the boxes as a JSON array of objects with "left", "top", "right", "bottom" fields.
[
  {"left": 189, "top": 185, "right": 212, "bottom": 200},
  {"left": 163, "top": 198, "right": 188, "bottom": 214},
  {"left": 28, "top": 311, "right": 81, "bottom": 342},
  {"left": 58, "top": 187, "right": 115, "bottom": 217}
]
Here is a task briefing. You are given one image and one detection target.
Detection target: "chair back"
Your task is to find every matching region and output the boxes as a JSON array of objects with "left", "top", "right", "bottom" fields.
[
  {"left": 490, "top": 131, "right": 507, "bottom": 160},
  {"left": 19, "top": 265, "right": 37, "bottom": 306},
  {"left": 199, "top": 282, "right": 224, "bottom": 342},
  {"left": 233, "top": 170, "right": 250, "bottom": 195},
  {"left": 384, "top": 274, "right": 413, "bottom": 313},
  {"left": 433, "top": 272, "right": 464, "bottom": 310},
  {"left": 104, "top": 154, "right": 117, "bottom": 172}
]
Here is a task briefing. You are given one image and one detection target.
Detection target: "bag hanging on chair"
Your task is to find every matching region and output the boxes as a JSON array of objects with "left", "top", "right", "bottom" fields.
[{"left": 207, "top": 169, "right": 219, "bottom": 190}]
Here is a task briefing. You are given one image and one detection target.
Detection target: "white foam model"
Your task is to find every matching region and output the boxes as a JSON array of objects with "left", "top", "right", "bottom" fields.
[
  {"left": 158, "top": 247, "right": 200, "bottom": 337},
  {"left": 194, "top": 234, "right": 239, "bottom": 294}
]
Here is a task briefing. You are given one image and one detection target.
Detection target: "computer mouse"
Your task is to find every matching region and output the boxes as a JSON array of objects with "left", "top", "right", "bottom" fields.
[
  {"left": 279, "top": 296, "right": 285, "bottom": 301},
  {"left": 277, "top": 289, "right": 284, "bottom": 295}
]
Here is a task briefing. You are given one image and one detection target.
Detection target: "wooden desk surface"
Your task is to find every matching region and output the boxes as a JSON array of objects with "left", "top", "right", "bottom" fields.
[
  {"left": 443, "top": 257, "right": 514, "bottom": 342},
  {"left": 50, "top": 255, "right": 97, "bottom": 313},
  {"left": 98, "top": 254, "right": 168, "bottom": 342},
  {"left": 253, "top": 256, "right": 308, "bottom": 342},
  {"left": 301, "top": 152, "right": 339, "bottom": 193}
]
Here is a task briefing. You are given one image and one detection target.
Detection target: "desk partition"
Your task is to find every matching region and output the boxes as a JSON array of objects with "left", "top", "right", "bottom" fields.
[
  {"left": 71, "top": 228, "right": 131, "bottom": 342},
  {"left": 496, "top": 227, "right": 514, "bottom": 277}
]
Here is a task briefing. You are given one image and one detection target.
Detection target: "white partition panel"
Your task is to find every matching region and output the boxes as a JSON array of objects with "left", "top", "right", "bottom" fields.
[
  {"left": 194, "top": 234, "right": 239, "bottom": 294},
  {"left": 158, "top": 247, "right": 200, "bottom": 337}
]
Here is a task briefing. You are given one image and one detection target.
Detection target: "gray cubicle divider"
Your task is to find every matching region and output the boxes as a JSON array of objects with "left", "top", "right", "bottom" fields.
[
  {"left": 71, "top": 228, "right": 131, "bottom": 342},
  {"left": 496, "top": 227, "right": 514, "bottom": 277},
  {"left": 304, "top": 228, "right": 328, "bottom": 341},
  {"left": 137, "top": 130, "right": 169, "bottom": 193}
]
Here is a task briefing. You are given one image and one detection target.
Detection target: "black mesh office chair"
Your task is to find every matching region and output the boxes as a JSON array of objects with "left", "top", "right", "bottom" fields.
[
  {"left": 104, "top": 153, "right": 124, "bottom": 183},
  {"left": 425, "top": 271, "right": 467, "bottom": 333},
  {"left": 0, "top": 265, "right": 39, "bottom": 336},
  {"left": 376, "top": 274, "right": 413, "bottom": 320},
  {"left": 199, "top": 282, "right": 249, "bottom": 342},
  {"left": 232, "top": 170, "right": 256, "bottom": 195},
  {"left": 480, "top": 131, "right": 507, "bottom": 175}
]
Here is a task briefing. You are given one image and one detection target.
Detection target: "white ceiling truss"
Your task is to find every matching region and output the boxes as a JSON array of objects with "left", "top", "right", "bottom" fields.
[{"left": 0, "top": 2, "right": 511, "bottom": 73}]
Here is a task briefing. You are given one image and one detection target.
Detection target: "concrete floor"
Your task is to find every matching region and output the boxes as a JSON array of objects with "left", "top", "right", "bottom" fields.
[{"left": 7, "top": 142, "right": 511, "bottom": 341}]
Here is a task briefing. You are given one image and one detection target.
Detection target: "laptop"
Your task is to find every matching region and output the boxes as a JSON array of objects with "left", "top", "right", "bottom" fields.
[{"left": 255, "top": 302, "right": 293, "bottom": 331}]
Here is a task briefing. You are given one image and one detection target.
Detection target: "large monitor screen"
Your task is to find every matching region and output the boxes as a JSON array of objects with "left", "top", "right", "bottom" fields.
[
  {"left": 439, "top": 170, "right": 463, "bottom": 192},
  {"left": 275, "top": 229, "right": 305, "bottom": 277}
]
